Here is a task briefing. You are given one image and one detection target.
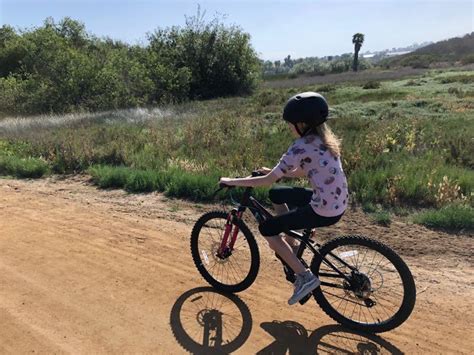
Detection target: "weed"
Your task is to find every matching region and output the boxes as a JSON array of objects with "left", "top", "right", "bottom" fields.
[
  {"left": 414, "top": 204, "right": 474, "bottom": 231},
  {"left": 372, "top": 211, "right": 391, "bottom": 226}
]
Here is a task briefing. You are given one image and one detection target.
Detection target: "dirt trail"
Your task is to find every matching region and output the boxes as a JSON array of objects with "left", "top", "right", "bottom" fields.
[{"left": 1, "top": 176, "right": 473, "bottom": 354}]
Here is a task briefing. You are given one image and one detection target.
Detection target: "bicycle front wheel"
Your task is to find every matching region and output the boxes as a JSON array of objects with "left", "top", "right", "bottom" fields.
[
  {"left": 190, "top": 211, "right": 260, "bottom": 293},
  {"left": 311, "top": 235, "right": 416, "bottom": 333}
]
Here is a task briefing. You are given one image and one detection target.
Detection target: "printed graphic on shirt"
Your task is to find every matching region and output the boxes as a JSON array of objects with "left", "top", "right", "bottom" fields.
[{"left": 272, "top": 134, "right": 348, "bottom": 217}]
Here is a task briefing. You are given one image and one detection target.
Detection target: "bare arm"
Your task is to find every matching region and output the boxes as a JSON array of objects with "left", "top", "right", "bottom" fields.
[
  {"left": 219, "top": 171, "right": 280, "bottom": 187},
  {"left": 256, "top": 166, "right": 305, "bottom": 179},
  {"left": 282, "top": 168, "right": 306, "bottom": 178}
]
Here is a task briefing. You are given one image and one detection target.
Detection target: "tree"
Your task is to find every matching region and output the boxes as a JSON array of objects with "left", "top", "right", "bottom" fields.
[
  {"left": 352, "top": 33, "right": 365, "bottom": 72},
  {"left": 147, "top": 9, "right": 260, "bottom": 99},
  {"left": 0, "top": 12, "right": 261, "bottom": 114}
]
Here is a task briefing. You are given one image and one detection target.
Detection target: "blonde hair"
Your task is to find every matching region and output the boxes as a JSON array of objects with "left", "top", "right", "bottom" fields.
[
  {"left": 315, "top": 123, "right": 341, "bottom": 157},
  {"left": 297, "top": 122, "right": 342, "bottom": 157}
]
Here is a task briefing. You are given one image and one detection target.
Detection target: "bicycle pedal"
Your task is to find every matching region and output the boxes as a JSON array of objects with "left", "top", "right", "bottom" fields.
[{"left": 298, "top": 292, "right": 312, "bottom": 305}]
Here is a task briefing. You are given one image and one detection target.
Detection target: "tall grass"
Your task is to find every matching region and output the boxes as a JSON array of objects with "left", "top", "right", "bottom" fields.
[
  {"left": 0, "top": 155, "right": 49, "bottom": 178},
  {"left": 87, "top": 165, "right": 269, "bottom": 203},
  {"left": 414, "top": 204, "right": 474, "bottom": 231}
]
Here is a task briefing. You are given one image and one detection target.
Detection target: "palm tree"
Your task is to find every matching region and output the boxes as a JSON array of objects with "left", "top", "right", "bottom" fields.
[{"left": 352, "top": 33, "right": 365, "bottom": 72}]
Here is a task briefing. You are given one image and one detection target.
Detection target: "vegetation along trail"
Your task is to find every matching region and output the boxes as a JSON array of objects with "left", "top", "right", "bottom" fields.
[{"left": 1, "top": 176, "right": 472, "bottom": 353}]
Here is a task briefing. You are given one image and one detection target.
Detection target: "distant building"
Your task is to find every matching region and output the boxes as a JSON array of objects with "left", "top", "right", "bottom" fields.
[{"left": 386, "top": 51, "right": 412, "bottom": 57}]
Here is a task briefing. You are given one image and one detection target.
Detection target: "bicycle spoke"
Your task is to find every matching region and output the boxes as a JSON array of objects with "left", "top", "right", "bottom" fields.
[
  {"left": 197, "top": 216, "right": 253, "bottom": 287},
  {"left": 315, "top": 240, "right": 409, "bottom": 327}
]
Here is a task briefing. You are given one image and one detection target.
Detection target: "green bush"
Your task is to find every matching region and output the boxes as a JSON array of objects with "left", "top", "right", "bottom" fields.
[
  {"left": 414, "top": 204, "right": 474, "bottom": 231},
  {"left": 362, "top": 202, "right": 377, "bottom": 213},
  {"left": 372, "top": 211, "right": 391, "bottom": 226},
  {"left": 0, "top": 155, "right": 49, "bottom": 178},
  {"left": 147, "top": 11, "right": 260, "bottom": 100},
  {"left": 362, "top": 81, "right": 381, "bottom": 89},
  {"left": 88, "top": 165, "right": 131, "bottom": 189},
  {"left": 86, "top": 164, "right": 272, "bottom": 205},
  {"left": 0, "top": 14, "right": 260, "bottom": 115},
  {"left": 125, "top": 169, "right": 169, "bottom": 192},
  {"left": 164, "top": 169, "right": 219, "bottom": 201},
  {"left": 438, "top": 74, "right": 474, "bottom": 84},
  {"left": 461, "top": 54, "right": 474, "bottom": 65}
]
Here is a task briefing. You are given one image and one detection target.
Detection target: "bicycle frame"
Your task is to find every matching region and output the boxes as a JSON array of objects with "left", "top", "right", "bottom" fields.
[{"left": 218, "top": 187, "right": 357, "bottom": 287}]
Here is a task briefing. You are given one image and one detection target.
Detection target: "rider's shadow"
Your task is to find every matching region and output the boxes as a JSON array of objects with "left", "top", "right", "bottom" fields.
[
  {"left": 170, "top": 287, "right": 403, "bottom": 354},
  {"left": 257, "top": 321, "right": 403, "bottom": 355}
]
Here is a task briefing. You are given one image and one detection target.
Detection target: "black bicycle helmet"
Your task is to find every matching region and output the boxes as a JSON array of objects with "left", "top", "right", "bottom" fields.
[{"left": 283, "top": 92, "right": 329, "bottom": 134}]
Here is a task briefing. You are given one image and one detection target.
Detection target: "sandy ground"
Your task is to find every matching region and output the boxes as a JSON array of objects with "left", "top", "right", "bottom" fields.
[{"left": 1, "top": 176, "right": 473, "bottom": 354}]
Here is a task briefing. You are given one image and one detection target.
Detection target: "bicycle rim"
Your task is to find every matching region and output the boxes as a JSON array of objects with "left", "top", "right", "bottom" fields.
[
  {"left": 191, "top": 211, "right": 259, "bottom": 292},
  {"left": 312, "top": 236, "right": 416, "bottom": 332}
]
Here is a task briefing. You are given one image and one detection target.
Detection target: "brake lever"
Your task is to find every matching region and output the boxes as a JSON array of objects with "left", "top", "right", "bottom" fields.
[{"left": 212, "top": 181, "right": 236, "bottom": 199}]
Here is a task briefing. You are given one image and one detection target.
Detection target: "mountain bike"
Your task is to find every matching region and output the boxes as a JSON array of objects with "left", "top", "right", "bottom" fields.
[{"left": 190, "top": 172, "right": 416, "bottom": 333}]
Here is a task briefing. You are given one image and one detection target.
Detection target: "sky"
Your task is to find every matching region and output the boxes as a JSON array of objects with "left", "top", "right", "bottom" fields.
[{"left": 1, "top": 0, "right": 473, "bottom": 60}]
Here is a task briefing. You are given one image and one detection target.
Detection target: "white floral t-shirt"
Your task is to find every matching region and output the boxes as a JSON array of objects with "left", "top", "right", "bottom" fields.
[{"left": 271, "top": 134, "right": 348, "bottom": 217}]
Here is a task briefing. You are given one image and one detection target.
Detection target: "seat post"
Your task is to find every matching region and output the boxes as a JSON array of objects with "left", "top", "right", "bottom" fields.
[{"left": 303, "top": 228, "right": 313, "bottom": 239}]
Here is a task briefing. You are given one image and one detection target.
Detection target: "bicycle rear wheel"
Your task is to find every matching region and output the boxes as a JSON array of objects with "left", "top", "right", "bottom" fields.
[
  {"left": 191, "top": 211, "right": 260, "bottom": 293},
  {"left": 310, "top": 236, "right": 416, "bottom": 333}
]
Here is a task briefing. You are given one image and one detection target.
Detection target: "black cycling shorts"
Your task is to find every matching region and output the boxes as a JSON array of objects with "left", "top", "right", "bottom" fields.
[{"left": 259, "top": 186, "right": 343, "bottom": 237}]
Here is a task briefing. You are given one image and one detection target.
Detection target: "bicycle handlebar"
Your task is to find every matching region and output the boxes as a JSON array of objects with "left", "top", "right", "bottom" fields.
[
  {"left": 215, "top": 170, "right": 267, "bottom": 197},
  {"left": 218, "top": 170, "right": 266, "bottom": 189}
]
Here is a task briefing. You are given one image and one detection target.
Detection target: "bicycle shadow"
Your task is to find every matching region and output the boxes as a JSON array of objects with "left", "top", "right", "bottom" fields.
[
  {"left": 170, "top": 287, "right": 403, "bottom": 354},
  {"left": 169, "top": 287, "right": 253, "bottom": 354}
]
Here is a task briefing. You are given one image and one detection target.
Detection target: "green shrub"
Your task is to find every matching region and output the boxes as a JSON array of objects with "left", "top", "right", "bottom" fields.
[
  {"left": 404, "top": 79, "right": 423, "bottom": 87},
  {"left": 362, "top": 81, "right": 381, "bottom": 89},
  {"left": 372, "top": 211, "right": 391, "bottom": 226},
  {"left": 461, "top": 54, "right": 474, "bottom": 65},
  {"left": 362, "top": 202, "right": 377, "bottom": 213},
  {"left": 438, "top": 74, "right": 474, "bottom": 84},
  {"left": 0, "top": 155, "right": 49, "bottom": 178},
  {"left": 317, "top": 84, "right": 337, "bottom": 93},
  {"left": 164, "top": 169, "right": 220, "bottom": 201},
  {"left": 0, "top": 14, "right": 260, "bottom": 115},
  {"left": 87, "top": 165, "right": 131, "bottom": 189},
  {"left": 125, "top": 169, "right": 169, "bottom": 192},
  {"left": 414, "top": 204, "right": 474, "bottom": 231}
]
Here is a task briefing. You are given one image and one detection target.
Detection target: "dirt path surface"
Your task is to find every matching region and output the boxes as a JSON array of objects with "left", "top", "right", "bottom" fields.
[{"left": 1, "top": 176, "right": 473, "bottom": 354}]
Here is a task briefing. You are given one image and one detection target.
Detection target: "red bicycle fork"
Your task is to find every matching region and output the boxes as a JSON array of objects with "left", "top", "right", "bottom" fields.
[{"left": 218, "top": 210, "right": 242, "bottom": 256}]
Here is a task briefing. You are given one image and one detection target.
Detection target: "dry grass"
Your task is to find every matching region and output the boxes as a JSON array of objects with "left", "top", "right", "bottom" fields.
[{"left": 0, "top": 106, "right": 197, "bottom": 137}]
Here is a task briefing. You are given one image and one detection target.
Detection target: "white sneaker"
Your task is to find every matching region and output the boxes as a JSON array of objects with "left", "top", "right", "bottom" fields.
[{"left": 288, "top": 270, "right": 320, "bottom": 305}]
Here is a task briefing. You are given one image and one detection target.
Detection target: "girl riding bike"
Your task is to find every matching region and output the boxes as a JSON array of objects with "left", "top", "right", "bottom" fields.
[{"left": 219, "top": 92, "right": 348, "bottom": 305}]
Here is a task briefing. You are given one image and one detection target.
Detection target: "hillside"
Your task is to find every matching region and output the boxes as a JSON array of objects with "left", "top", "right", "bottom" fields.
[{"left": 384, "top": 32, "right": 474, "bottom": 68}]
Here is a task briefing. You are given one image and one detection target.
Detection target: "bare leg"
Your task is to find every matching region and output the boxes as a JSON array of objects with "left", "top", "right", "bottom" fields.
[
  {"left": 273, "top": 203, "right": 299, "bottom": 249},
  {"left": 265, "top": 235, "right": 306, "bottom": 274},
  {"left": 269, "top": 203, "right": 304, "bottom": 274}
]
